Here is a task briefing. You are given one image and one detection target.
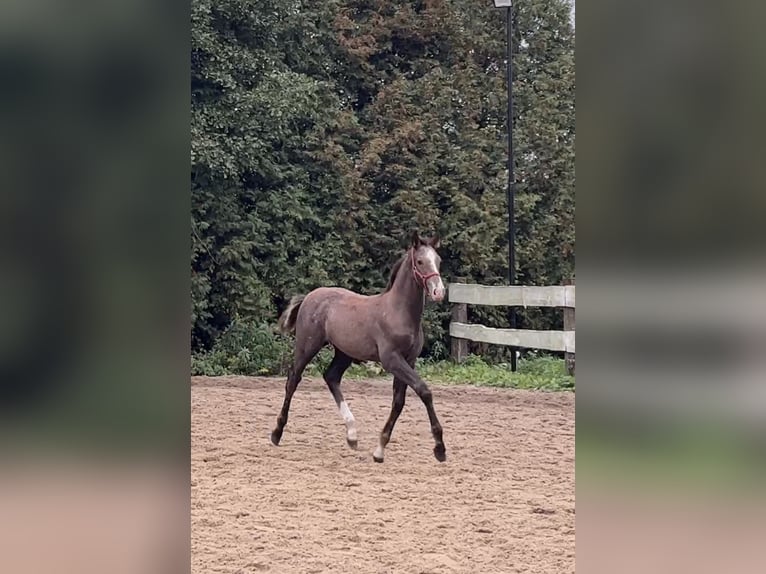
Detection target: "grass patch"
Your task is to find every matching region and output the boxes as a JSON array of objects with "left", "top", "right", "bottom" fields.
[
  {"left": 306, "top": 352, "right": 574, "bottom": 391},
  {"left": 417, "top": 354, "right": 574, "bottom": 391}
]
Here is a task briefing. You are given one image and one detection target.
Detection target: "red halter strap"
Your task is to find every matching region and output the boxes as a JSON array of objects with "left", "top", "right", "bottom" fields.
[{"left": 411, "top": 249, "right": 441, "bottom": 289}]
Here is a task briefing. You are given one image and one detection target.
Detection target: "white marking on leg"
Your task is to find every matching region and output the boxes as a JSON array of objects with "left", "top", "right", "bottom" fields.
[
  {"left": 373, "top": 442, "right": 385, "bottom": 461},
  {"left": 339, "top": 401, "right": 357, "bottom": 441}
]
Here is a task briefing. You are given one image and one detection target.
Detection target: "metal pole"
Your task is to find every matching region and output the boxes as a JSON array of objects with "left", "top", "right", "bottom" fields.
[{"left": 506, "top": 5, "right": 517, "bottom": 372}]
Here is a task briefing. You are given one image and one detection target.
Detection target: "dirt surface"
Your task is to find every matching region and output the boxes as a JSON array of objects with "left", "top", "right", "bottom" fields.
[{"left": 192, "top": 376, "right": 575, "bottom": 574}]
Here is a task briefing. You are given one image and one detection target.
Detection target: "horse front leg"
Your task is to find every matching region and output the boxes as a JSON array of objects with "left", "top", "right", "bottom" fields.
[
  {"left": 380, "top": 352, "right": 446, "bottom": 462},
  {"left": 373, "top": 377, "right": 407, "bottom": 463}
]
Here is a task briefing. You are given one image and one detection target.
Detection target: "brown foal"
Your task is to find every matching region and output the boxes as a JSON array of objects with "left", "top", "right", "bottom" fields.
[{"left": 270, "top": 231, "right": 447, "bottom": 462}]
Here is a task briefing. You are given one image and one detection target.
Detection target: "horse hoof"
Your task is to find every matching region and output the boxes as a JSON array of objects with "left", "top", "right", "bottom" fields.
[
  {"left": 270, "top": 430, "right": 282, "bottom": 446},
  {"left": 347, "top": 438, "right": 358, "bottom": 450},
  {"left": 373, "top": 454, "right": 384, "bottom": 463},
  {"left": 434, "top": 445, "right": 447, "bottom": 462}
]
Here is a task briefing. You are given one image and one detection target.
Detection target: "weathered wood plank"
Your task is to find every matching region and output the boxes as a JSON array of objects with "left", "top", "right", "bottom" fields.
[
  {"left": 563, "top": 277, "right": 575, "bottom": 375},
  {"left": 450, "top": 277, "right": 469, "bottom": 363},
  {"left": 449, "top": 322, "right": 576, "bottom": 353},
  {"left": 448, "top": 283, "right": 575, "bottom": 308}
]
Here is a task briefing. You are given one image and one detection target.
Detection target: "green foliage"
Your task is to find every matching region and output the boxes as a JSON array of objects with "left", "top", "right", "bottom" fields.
[
  {"left": 304, "top": 347, "right": 335, "bottom": 377},
  {"left": 191, "top": 0, "right": 575, "bottom": 358},
  {"left": 191, "top": 321, "right": 292, "bottom": 376},
  {"left": 417, "top": 354, "right": 575, "bottom": 391}
]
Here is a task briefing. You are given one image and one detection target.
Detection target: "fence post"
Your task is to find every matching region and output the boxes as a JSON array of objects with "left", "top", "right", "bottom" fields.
[
  {"left": 450, "top": 277, "right": 468, "bottom": 363},
  {"left": 564, "top": 277, "right": 575, "bottom": 375}
]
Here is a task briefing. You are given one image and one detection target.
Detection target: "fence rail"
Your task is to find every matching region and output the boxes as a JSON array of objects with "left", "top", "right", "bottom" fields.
[
  {"left": 449, "top": 323, "right": 576, "bottom": 353},
  {"left": 448, "top": 281, "right": 575, "bottom": 374},
  {"left": 448, "top": 283, "right": 576, "bottom": 308}
]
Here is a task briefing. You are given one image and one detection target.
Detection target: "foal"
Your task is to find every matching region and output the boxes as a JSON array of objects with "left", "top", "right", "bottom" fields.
[{"left": 271, "top": 232, "right": 447, "bottom": 462}]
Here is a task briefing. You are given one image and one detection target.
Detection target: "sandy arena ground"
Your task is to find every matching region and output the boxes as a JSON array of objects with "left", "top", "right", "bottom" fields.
[{"left": 192, "top": 376, "right": 575, "bottom": 574}]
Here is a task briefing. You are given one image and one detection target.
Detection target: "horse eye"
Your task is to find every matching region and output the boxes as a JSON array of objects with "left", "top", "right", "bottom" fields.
[{"left": 417, "top": 259, "right": 423, "bottom": 265}]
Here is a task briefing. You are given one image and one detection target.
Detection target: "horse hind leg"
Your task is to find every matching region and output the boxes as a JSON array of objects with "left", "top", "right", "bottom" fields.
[
  {"left": 373, "top": 377, "right": 407, "bottom": 463},
  {"left": 323, "top": 350, "right": 355, "bottom": 448},
  {"left": 270, "top": 329, "right": 325, "bottom": 446}
]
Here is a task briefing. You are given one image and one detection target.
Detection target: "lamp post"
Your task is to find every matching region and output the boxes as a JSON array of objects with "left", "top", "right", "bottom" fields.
[{"left": 493, "top": 0, "right": 517, "bottom": 371}]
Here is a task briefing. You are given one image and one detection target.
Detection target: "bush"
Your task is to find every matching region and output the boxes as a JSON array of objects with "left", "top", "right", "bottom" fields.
[{"left": 191, "top": 321, "right": 292, "bottom": 376}]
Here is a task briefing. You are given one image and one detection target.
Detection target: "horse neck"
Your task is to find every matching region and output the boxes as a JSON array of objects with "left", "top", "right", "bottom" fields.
[{"left": 388, "top": 251, "right": 425, "bottom": 323}]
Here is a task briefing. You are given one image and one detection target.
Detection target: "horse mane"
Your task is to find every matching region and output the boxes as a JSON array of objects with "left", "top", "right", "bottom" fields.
[{"left": 384, "top": 252, "right": 409, "bottom": 292}]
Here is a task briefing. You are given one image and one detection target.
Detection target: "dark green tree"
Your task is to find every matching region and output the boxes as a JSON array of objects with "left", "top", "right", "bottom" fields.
[{"left": 191, "top": 0, "right": 575, "bottom": 361}]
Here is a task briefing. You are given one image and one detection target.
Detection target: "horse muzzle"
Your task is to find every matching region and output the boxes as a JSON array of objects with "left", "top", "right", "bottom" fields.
[{"left": 427, "top": 278, "right": 446, "bottom": 302}]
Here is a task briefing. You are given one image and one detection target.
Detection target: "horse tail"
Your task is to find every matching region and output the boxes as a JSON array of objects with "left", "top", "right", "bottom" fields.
[{"left": 277, "top": 294, "right": 305, "bottom": 335}]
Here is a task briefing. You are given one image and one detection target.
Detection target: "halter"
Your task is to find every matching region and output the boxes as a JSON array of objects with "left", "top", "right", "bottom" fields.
[{"left": 411, "top": 249, "right": 441, "bottom": 289}]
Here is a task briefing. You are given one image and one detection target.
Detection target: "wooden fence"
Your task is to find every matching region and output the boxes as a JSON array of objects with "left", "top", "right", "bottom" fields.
[{"left": 448, "top": 280, "right": 575, "bottom": 374}]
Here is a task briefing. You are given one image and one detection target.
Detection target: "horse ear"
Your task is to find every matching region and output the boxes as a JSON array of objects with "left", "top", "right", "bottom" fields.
[
  {"left": 410, "top": 230, "right": 421, "bottom": 248},
  {"left": 429, "top": 234, "right": 441, "bottom": 249}
]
